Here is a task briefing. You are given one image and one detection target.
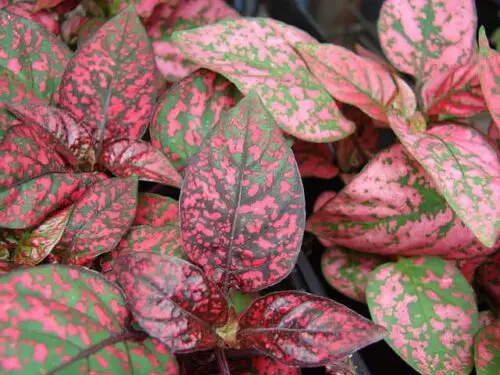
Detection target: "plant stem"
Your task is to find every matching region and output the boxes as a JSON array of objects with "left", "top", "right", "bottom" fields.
[{"left": 215, "top": 347, "right": 230, "bottom": 375}]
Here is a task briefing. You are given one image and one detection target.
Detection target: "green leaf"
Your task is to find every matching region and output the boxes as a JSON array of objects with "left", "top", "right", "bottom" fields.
[
  {"left": 366, "top": 256, "right": 479, "bottom": 375},
  {"left": 475, "top": 322, "right": 500, "bottom": 375}
]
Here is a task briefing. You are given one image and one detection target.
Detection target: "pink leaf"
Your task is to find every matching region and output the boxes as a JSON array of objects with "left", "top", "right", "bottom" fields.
[
  {"left": 474, "top": 321, "right": 500, "bottom": 375},
  {"left": 172, "top": 18, "right": 355, "bottom": 142},
  {"left": 421, "top": 55, "right": 486, "bottom": 117},
  {"left": 296, "top": 43, "right": 416, "bottom": 123},
  {"left": 101, "top": 139, "right": 181, "bottom": 188},
  {"left": 307, "top": 144, "right": 495, "bottom": 258},
  {"left": 388, "top": 116, "right": 500, "bottom": 247},
  {"left": 478, "top": 27, "right": 500, "bottom": 132},
  {"left": 237, "top": 291, "right": 386, "bottom": 367},
  {"left": 134, "top": 193, "right": 178, "bottom": 226},
  {"left": 292, "top": 140, "right": 339, "bottom": 179},
  {"left": 313, "top": 191, "right": 337, "bottom": 213},
  {"left": 354, "top": 44, "right": 395, "bottom": 73},
  {"left": 378, "top": 0, "right": 477, "bottom": 79},
  {"left": 4, "top": 2, "right": 60, "bottom": 35}
]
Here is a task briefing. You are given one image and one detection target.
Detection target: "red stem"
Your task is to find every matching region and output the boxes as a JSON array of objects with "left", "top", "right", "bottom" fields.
[{"left": 216, "top": 347, "right": 230, "bottom": 375}]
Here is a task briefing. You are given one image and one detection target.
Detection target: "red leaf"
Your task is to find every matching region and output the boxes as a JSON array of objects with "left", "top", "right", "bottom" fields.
[
  {"left": 12, "top": 206, "right": 72, "bottom": 266},
  {"left": 0, "top": 265, "right": 178, "bottom": 374},
  {"left": 113, "top": 251, "right": 229, "bottom": 352},
  {"left": 313, "top": 191, "right": 336, "bottom": 213},
  {"left": 134, "top": 193, "right": 178, "bottom": 226},
  {"left": 388, "top": 116, "right": 500, "bottom": 247},
  {"left": 231, "top": 356, "right": 300, "bottom": 375},
  {"left": 150, "top": 68, "right": 241, "bottom": 171},
  {"left": 33, "top": 0, "right": 64, "bottom": 11},
  {"left": 378, "top": 0, "right": 477, "bottom": 79},
  {"left": 421, "top": 55, "right": 486, "bottom": 117},
  {"left": 0, "top": 124, "right": 103, "bottom": 228},
  {"left": 237, "top": 291, "right": 386, "bottom": 367},
  {"left": 147, "top": 0, "right": 239, "bottom": 82},
  {"left": 0, "top": 10, "right": 70, "bottom": 101},
  {"left": 450, "top": 256, "right": 487, "bottom": 284},
  {"left": 101, "top": 139, "right": 181, "bottom": 188},
  {"left": 3, "top": 2, "right": 60, "bottom": 35},
  {"left": 59, "top": 177, "right": 138, "bottom": 265},
  {"left": 479, "top": 311, "right": 495, "bottom": 329},
  {"left": 1, "top": 101, "right": 95, "bottom": 168},
  {"left": 180, "top": 92, "right": 306, "bottom": 292},
  {"left": 476, "top": 252, "right": 500, "bottom": 312},
  {"left": 478, "top": 27, "right": 500, "bottom": 133},
  {"left": 58, "top": 6, "right": 158, "bottom": 144},
  {"left": 172, "top": 18, "right": 356, "bottom": 142},
  {"left": 307, "top": 144, "right": 495, "bottom": 258},
  {"left": 296, "top": 43, "right": 415, "bottom": 123},
  {"left": 322, "top": 246, "right": 385, "bottom": 302},
  {"left": 292, "top": 140, "right": 339, "bottom": 179}
]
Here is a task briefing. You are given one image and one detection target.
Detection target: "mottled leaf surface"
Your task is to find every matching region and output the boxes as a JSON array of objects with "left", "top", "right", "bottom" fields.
[
  {"left": 13, "top": 205, "right": 72, "bottom": 266},
  {"left": 322, "top": 246, "right": 384, "bottom": 302},
  {"left": 58, "top": 6, "right": 158, "bottom": 143},
  {"left": 389, "top": 117, "right": 500, "bottom": 247},
  {"left": 378, "top": 0, "right": 477, "bottom": 79},
  {"left": 113, "top": 252, "right": 229, "bottom": 352},
  {"left": 296, "top": 43, "right": 415, "bottom": 123},
  {"left": 292, "top": 140, "right": 339, "bottom": 179},
  {"left": 180, "top": 92, "right": 305, "bottom": 292},
  {"left": 475, "top": 322, "right": 500, "bottom": 375},
  {"left": 60, "top": 177, "right": 138, "bottom": 265},
  {"left": 421, "top": 55, "right": 486, "bottom": 117},
  {"left": 0, "top": 10, "right": 70, "bottom": 101},
  {"left": 0, "top": 265, "right": 178, "bottom": 374},
  {"left": 237, "top": 291, "right": 386, "bottom": 367},
  {"left": 1, "top": 101, "right": 94, "bottom": 167},
  {"left": 101, "top": 139, "right": 181, "bottom": 188},
  {"left": 151, "top": 68, "right": 241, "bottom": 170},
  {"left": 479, "top": 27, "right": 500, "bottom": 131},
  {"left": 367, "top": 256, "right": 479, "bottom": 375},
  {"left": 134, "top": 193, "right": 178, "bottom": 226},
  {"left": 307, "top": 144, "right": 492, "bottom": 258},
  {"left": 172, "top": 18, "right": 356, "bottom": 142},
  {"left": 148, "top": 0, "right": 239, "bottom": 82}
]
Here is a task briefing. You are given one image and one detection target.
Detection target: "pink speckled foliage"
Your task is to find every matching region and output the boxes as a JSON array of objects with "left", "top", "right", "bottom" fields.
[
  {"left": 58, "top": 7, "right": 158, "bottom": 143},
  {"left": 134, "top": 193, "right": 179, "bottom": 226},
  {"left": 180, "top": 92, "right": 305, "bottom": 293},
  {"left": 367, "top": 256, "right": 479, "bottom": 375},
  {"left": 2, "top": 2, "right": 60, "bottom": 35},
  {"left": 113, "top": 252, "right": 229, "bottom": 352},
  {"left": 0, "top": 265, "right": 178, "bottom": 374},
  {"left": 389, "top": 116, "right": 500, "bottom": 247},
  {"left": 478, "top": 27, "right": 500, "bottom": 133},
  {"left": 237, "top": 291, "right": 386, "bottom": 367},
  {"left": 474, "top": 321, "right": 500, "bottom": 375},
  {"left": 296, "top": 43, "right": 415, "bottom": 123},
  {"left": 378, "top": 0, "right": 477, "bottom": 79},
  {"left": 172, "top": 18, "right": 356, "bottom": 142},
  {"left": 307, "top": 144, "right": 494, "bottom": 258}
]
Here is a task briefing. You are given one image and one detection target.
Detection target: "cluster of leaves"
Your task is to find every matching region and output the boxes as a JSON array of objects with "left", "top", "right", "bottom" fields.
[
  {"left": 0, "top": 2, "right": 389, "bottom": 374},
  {"left": 0, "top": 0, "right": 499, "bottom": 373}
]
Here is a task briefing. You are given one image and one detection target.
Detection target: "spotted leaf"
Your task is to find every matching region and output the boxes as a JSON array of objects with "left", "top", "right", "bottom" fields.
[
  {"left": 0, "top": 265, "right": 178, "bottom": 374},
  {"left": 134, "top": 193, "right": 178, "bottom": 226},
  {"left": 151, "top": 68, "right": 241, "bottom": 171},
  {"left": 180, "top": 92, "right": 306, "bottom": 293},
  {"left": 296, "top": 43, "right": 416, "bottom": 123},
  {"left": 101, "top": 139, "right": 181, "bottom": 188},
  {"left": 478, "top": 27, "right": 500, "bottom": 131},
  {"left": 0, "top": 125, "right": 102, "bottom": 228},
  {"left": 366, "top": 256, "right": 479, "bottom": 375},
  {"left": 58, "top": 6, "right": 158, "bottom": 144},
  {"left": 292, "top": 140, "right": 339, "bottom": 179},
  {"left": 0, "top": 10, "right": 70, "bottom": 101},
  {"left": 307, "top": 144, "right": 493, "bottom": 258},
  {"left": 421, "top": 55, "right": 486, "bottom": 117},
  {"left": 1, "top": 101, "right": 95, "bottom": 168},
  {"left": 377, "top": 0, "right": 477, "bottom": 79},
  {"left": 237, "top": 291, "right": 386, "bottom": 367},
  {"left": 450, "top": 256, "right": 487, "bottom": 284},
  {"left": 3, "top": 2, "right": 60, "bottom": 35},
  {"left": 322, "top": 246, "right": 385, "bottom": 303},
  {"left": 59, "top": 177, "right": 138, "bottom": 265},
  {"left": 116, "top": 224, "right": 184, "bottom": 259},
  {"left": 388, "top": 116, "right": 500, "bottom": 247},
  {"left": 475, "top": 322, "right": 500, "bottom": 375},
  {"left": 113, "top": 251, "right": 229, "bottom": 353},
  {"left": 172, "top": 18, "right": 355, "bottom": 142},
  {"left": 476, "top": 252, "right": 500, "bottom": 312},
  {"left": 13, "top": 206, "right": 72, "bottom": 266},
  {"left": 147, "top": 0, "right": 239, "bottom": 82}
]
